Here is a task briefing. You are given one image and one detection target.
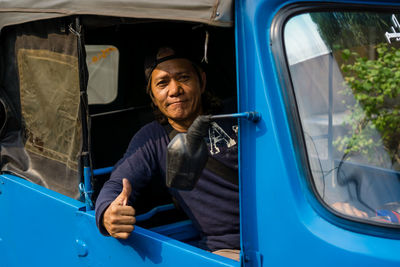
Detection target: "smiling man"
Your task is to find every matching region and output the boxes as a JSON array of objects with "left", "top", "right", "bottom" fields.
[
  {"left": 95, "top": 46, "right": 240, "bottom": 261},
  {"left": 146, "top": 47, "right": 206, "bottom": 132}
]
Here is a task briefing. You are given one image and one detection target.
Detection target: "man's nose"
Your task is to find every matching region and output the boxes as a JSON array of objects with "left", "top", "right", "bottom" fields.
[{"left": 168, "top": 79, "right": 183, "bottom": 97}]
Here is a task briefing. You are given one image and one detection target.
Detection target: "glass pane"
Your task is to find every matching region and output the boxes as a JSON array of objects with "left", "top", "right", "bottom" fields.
[
  {"left": 284, "top": 12, "right": 400, "bottom": 225},
  {"left": 86, "top": 45, "right": 119, "bottom": 105}
]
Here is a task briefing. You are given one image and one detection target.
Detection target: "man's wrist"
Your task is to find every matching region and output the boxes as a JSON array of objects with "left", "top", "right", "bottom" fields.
[{"left": 99, "top": 204, "right": 112, "bottom": 236}]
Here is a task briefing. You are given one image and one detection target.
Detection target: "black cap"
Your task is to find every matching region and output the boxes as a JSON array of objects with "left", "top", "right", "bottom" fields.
[{"left": 144, "top": 46, "right": 198, "bottom": 85}]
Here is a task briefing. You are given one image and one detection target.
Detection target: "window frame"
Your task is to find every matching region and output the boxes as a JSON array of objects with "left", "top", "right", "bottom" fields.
[{"left": 270, "top": 2, "right": 400, "bottom": 236}]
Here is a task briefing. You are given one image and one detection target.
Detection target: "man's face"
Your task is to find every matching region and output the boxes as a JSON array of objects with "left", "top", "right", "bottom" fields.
[{"left": 150, "top": 58, "right": 205, "bottom": 124}]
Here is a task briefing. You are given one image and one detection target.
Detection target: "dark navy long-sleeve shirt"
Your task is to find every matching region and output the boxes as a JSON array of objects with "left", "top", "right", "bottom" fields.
[{"left": 95, "top": 120, "right": 239, "bottom": 251}]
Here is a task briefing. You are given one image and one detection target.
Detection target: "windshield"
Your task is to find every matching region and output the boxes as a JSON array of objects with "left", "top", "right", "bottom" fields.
[{"left": 284, "top": 11, "right": 400, "bottom": 225}]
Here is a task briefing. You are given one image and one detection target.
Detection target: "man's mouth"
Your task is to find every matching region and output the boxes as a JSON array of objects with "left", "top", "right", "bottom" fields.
[{"left": 167, "top": 100, "right": 186, "bottom": 107}]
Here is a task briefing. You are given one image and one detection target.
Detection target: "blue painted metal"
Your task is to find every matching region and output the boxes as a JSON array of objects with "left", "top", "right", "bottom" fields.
[
  {"left": 1, "top": 1, "right": 400, "bottom": 267},
  {"left": 236, "top": 0, "right": 400, "bottom": 266},
  {"left": 211, "top": 111, "right": 261, "bottom": 122},
  {"left": 75, "top": 239, "right": 89, "bottom": 257},
  {"left": 0, "top": 174, "right": 238, "bottom": 267},
  {"left": 136, "top": 203, "right": 175, "bottom": 221},
  {"left": 150, "top": 220, "right": 199, "bottom": 241},
  {"left": 81, "top": 166, "right": 94, "bottom": 211},
  {"left": 93, "top": 166, "right": 114, "bottom": 176}
]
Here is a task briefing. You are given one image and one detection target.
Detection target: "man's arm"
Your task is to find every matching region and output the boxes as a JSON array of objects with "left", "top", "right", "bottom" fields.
[
  {"left": 95, "top": 121, "right": 168, "bottom": 237},
  {"left": 95, "top": 158, "right": 151, "bottom": 238}
]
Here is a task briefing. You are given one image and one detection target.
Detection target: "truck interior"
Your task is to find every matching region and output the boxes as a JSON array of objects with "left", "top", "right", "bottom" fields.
[
  {"left": 0, "top": 15, "right": 237, "bottom": 247},
  {"left": 89, "top": 16, "right": 237, "bottom": 244}
]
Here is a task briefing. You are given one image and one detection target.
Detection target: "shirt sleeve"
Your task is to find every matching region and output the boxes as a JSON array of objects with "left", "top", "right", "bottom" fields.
[{"left": 94, "top": 122, "right": 166, "bottom": 235}]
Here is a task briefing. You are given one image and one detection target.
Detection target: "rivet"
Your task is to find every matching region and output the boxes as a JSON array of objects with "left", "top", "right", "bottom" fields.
[
  {"left": 75, "top": 239, "right": 88, "bottom": 257},
  {"left": 245, "top": 255, "right": 250, "bottom": 262}
]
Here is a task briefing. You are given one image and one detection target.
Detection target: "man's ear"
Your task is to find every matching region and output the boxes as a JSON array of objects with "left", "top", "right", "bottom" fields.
[
  {"left": 150, "top": 93, "right": 158, "bottom": 107},
  {"left": 147, "top": 80, "right": 158, "bottom": 107},
  {"left": 200, "top": 71, "right": 206, "bottom": 93}
]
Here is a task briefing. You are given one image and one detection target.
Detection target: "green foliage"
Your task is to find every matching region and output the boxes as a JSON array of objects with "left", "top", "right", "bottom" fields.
[{"left": 335, "top": 43, "right": 400, "bottom": 168}]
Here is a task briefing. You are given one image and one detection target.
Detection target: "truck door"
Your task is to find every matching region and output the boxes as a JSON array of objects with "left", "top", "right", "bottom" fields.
[{"left": 236, "top": 1, "right": 400, "bottom": 266}]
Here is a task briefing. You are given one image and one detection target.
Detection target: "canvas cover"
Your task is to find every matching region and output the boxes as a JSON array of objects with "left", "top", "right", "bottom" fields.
[
  {"left": 0, "top": 19, "right": 82, "bottom": 198},
  {"left": 0, "top": 0, "right": 233, "bottom": 31}
]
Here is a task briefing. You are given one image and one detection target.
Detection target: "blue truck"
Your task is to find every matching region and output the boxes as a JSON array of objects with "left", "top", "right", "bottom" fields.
[{"left": 1, "top": 0, "right": 400, "bottom": 266}]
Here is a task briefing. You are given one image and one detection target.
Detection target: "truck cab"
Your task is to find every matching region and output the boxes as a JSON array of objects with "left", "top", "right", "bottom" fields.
[{"left": 1, "top": 0, "right": 400, "bottom": 266}]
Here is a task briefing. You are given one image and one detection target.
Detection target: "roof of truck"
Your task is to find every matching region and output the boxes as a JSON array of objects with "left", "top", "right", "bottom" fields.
[{"left": 0, "top": 0, "right": 233, "bottom": 30}]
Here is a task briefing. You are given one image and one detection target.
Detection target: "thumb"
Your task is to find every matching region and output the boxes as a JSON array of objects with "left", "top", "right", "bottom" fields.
[{"left": 115, "top": 178, "right": 132, "bottom": 206}]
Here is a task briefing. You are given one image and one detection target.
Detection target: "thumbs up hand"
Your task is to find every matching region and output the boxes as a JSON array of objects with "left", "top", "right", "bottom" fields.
[
  {"left": 115, "top": 178, "right": 133, "bottom": 206},
  {"left": 103, "top": 178, "right": 136, "bottom": 239}
]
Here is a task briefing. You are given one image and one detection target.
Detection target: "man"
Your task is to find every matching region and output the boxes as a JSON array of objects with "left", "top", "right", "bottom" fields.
[{"left": 95, "top": 46, "right": 240, "bottom": 261}]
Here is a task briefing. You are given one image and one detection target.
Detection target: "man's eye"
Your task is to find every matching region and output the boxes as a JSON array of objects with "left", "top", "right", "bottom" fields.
[
  {"left": 178, "top": 75, "right": 190, "bottom": 82},
  {"left": 157, "top": 80, "right": 168, "bottom": 87}
]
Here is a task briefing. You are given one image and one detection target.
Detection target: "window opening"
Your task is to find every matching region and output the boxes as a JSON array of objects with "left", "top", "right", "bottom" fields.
[
  {"left": 87, "top": 21, "right": 240, "bottom": 261},
  {"left": 284, "top": 11, "right": 400, "bottom": 225},
  {"left": 85, "top": 45, "right": 119, "bottom": 105},
  {"left": 0, "top": 20, "right": 83, "bottom": 199}
]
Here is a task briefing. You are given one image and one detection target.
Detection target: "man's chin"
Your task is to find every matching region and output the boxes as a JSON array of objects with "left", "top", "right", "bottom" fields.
[
  {"left": 168, "top": 116, "right": 188, "bottom": 122},
  {"left": 166, "top": 113, "right": 195, "bottom": 123},
  {"left": 165, "top": 109, "right": 200, "bottom": 124}
]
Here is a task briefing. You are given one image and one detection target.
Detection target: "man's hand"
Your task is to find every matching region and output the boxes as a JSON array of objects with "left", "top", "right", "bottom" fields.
[
  {"left": 331, "top": 202, "right": 368, "bottom": 218},
  {"left": 103, "top": 178, "right": 136, "bottom": 239}
]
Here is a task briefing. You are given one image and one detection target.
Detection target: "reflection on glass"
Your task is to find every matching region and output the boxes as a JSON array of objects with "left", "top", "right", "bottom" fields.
[{"left": 284, "top": 12, "right": 400, "bottom": 225}]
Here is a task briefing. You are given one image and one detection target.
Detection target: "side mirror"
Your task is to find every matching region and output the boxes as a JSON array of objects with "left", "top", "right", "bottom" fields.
[
  {"left": 166, "top": 115, "right": 211, "bottom": 190},
  {"left": 166, "top": 112, "right": 260, "bottom": 190}
]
